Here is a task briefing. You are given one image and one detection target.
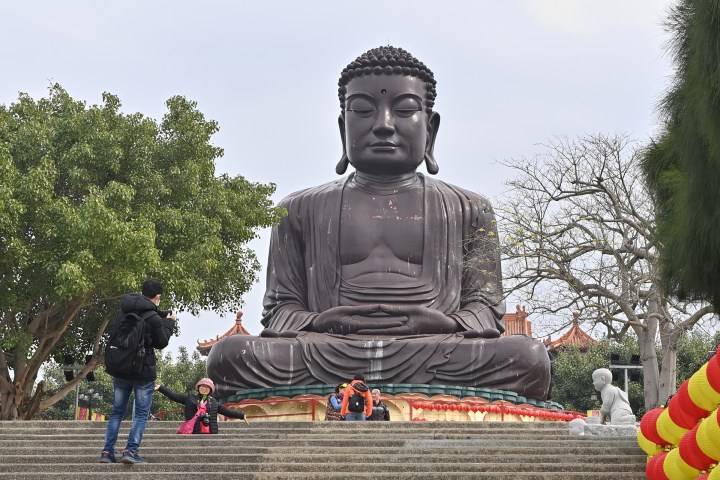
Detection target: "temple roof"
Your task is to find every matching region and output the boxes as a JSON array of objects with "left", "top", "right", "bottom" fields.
[
  {"left": 196, "top": 311, "right": 251, "bottom": 356},
  {"left": 502, "top": 304, "right": 532, "bottom": 336},
  {"left": 544, "top": 311, "right": 597, "bottom": 352}
]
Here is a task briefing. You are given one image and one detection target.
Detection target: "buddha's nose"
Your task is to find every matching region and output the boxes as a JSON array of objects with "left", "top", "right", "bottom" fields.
[{"left": 372, "top": 107, "right": 395, "bottom": 136}]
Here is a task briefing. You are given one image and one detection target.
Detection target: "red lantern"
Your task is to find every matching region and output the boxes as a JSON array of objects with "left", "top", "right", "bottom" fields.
[
  {"left": 707, "top": 352, "right": 720, "bottom": 393},
  {"left": 441, "top": 404, "right": 448, "bottom": 411},
  {"left": 670, "top": 382, "right": 710, "bottom": 427},
  {"left": 640, "top": 408, "right": 669, "bottom": 446},
  {"left": 678, "top": 423, "right": 715, "bottom": 472},
  {"left": 653, "top": 451, "right": 670, "bottom": 480},
  {"left": 646, "top": 451, "right": 669, "bottom": 480}
]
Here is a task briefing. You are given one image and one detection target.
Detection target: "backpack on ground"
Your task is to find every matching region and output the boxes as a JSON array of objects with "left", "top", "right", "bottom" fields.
[
  {"left": 347, "top": 382, "right": 368, "bottom": 413},
  {"left": 104, "top": 310, "right": 154, "bottom": 376}
]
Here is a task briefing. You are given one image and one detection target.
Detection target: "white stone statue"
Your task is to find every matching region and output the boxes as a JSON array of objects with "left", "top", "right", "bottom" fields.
[{"left": 592, "top": 368, "right": 636, "bottom": 425}]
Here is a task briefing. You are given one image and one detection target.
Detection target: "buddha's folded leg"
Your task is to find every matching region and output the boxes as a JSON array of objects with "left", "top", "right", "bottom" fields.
[
  {"left": 433, "top": 334, "right": 552, "bottom": 399},
  {"left": 207, "top": 333, "right": 551, "bottom": 400},
  {"left": 206, "top": 335, "right": 315, "bottom": 396}
]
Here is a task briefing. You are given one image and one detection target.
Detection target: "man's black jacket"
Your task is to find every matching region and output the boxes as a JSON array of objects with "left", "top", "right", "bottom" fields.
[{"left": 106, "top": 293, "right": 175, "bottom": 381}]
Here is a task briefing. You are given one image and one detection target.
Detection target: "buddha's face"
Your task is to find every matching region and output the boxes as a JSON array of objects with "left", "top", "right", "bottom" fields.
[{"left": 341, "top": 75, "right": 439, "bottom": 175}]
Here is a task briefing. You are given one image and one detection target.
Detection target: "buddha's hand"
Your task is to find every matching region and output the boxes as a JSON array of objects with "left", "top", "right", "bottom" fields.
[
  {"left": 352, "top": 305, "right": 459, "bottom": 335},
  {"left": 461, "top": 328, "right": 501, "bottom": 339},
  {"left": 309, "top": 305, "right": 405, "bottom": 335}
]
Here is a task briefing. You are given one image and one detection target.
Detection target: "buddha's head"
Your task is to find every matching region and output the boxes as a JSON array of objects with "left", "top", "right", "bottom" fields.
[{"left": 336, "top": 46, "right": 440, "bottom": 176}]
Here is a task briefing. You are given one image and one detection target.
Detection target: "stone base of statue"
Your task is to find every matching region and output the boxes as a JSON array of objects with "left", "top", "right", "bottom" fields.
[
  {"left": 568, "top": 419, "right": 638, "bottom": 436},
  {"left": 206, "top": 332, "right": 551, "bottom": 400}
]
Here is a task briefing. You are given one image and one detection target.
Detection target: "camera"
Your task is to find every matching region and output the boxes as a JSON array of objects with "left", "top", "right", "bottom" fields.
[
  {"left": 159, "top": 310, "right": 172, "bottom": 318},
  {"left": 199, "top": 413, "right": 211, "bottom": 426}
]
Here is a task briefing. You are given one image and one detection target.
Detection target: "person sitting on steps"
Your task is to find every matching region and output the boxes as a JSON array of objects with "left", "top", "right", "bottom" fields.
[
  {"left": 325, "top": 382, "right": 347, "bottom": 421},
  {"left": 368, "top": 388, "right": 390, "bottom": 421},
  {"left": 154, "top": 378, "right": 248, "bottom": 434}
]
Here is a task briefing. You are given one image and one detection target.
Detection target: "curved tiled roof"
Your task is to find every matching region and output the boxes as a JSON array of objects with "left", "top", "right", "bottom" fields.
[
  {"left": 196, "top": 311, "right": 252, "bottom": 356},
  {"left": 545, "top": 311, "right": 597, "bottom": 352}
]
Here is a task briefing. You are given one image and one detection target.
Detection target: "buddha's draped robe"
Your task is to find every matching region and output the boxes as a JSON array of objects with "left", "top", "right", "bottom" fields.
[{"left": 206, "top": 174, "right": 551, "bottom": 399}]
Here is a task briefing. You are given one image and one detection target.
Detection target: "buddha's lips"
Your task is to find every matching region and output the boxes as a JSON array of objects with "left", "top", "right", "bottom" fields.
[{"left": 371, "top": 142, "right": 397, "bottom": 149}]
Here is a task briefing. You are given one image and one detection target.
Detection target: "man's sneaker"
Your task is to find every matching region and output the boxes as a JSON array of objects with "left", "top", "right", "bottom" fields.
[
  {"left": 120, "top": 450, "right": 147, "bottom": 464},
  {"left": 99, "top": 451, "right": 117, "bottom": 464}
]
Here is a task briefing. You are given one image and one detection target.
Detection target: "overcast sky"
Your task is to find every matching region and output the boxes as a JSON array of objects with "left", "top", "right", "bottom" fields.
[{"left": 2, "top": 0, "right": 676, "bottom": 356}]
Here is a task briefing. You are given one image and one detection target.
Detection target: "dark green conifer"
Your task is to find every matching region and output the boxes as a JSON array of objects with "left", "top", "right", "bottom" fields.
[{"left": 643, "top": 0, "right": 720, "bottom": 306}]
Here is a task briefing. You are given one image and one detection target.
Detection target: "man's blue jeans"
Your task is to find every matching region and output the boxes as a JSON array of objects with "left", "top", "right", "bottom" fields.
[
  {"left": 103, "top": 377, "right": 155, "bottom": 455},
  {"left": 344, "top": 413, "right": 367, "bottom": 421}
]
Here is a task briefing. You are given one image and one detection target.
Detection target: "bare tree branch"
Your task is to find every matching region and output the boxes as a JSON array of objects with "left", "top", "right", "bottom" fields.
[{"left": 494, "top": 134, "right": 714, "bottom": 409}]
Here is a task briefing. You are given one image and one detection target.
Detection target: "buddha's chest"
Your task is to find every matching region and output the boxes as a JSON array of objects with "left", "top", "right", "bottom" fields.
[{"left": 339, "top": 188, "right": 424, "bottom": 264}]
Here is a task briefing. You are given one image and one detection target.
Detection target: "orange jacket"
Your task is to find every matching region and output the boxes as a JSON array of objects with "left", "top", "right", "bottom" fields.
[{"left": 340, "top": 380, "right": 373, "bottom": 417}]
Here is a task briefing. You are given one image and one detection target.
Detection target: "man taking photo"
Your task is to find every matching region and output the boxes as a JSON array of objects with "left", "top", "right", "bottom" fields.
[{"left": 100, "top": 279, "right": 176, "bottom": 464}]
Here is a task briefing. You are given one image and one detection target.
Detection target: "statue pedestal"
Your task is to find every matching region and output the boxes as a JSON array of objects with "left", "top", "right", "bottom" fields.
[
  {"left": 207, "top": 332, "right": 551, "bottom": 400},
  {"left": 569, "top": 419, "right": 638, "bottom": 436}
]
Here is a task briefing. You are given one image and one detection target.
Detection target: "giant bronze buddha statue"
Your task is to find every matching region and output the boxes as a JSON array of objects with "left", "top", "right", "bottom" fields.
[{"left": 207, "top": 46, "right": 551, "bottom": 399}]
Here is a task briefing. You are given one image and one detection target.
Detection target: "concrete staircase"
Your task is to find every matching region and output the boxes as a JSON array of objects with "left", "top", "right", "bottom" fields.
[{"left": 0, "top": 420, "right": 647, "bottom": 479}]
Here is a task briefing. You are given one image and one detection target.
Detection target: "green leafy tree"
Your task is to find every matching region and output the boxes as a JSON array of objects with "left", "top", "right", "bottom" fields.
[
  {"left": 0, "top": 85, "right": 284, "bottom": 419},
  {"left": 642, "top": 0, "right": 720, "bottom": 306},
  {"left": 675, "top": 331, "right": 720, "bottom": 384},
  {"left": 38, "top": 362, "right": 114, "bottom": 420}
]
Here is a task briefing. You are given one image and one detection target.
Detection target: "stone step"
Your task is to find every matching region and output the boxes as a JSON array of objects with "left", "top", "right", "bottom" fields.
[
  {"left": 0, "top": 425, "right": 634, "bottom": 434},
  {"left": 0, "top": 420, "right": 646, "bottom": 479},
  {"left": 0, "top": 420, "right": 572, "bottom": 430},
  {"left": 0, "top": 473, "right": 648, "bottom": 480},
  {"left": 1, "top": 461, "right": 647, "bottom": 473},
  {"left": 0, "top": 453, "right": 646, "bottom": 464},
  {"left": 0, "top": 445, "right": 645, "bottom": 457},
  {"left": 1, "top": 430, "right": 582, "bottom": 438},
  {"left": 0, "top": 434, "right": 637, "bottom": 448}
]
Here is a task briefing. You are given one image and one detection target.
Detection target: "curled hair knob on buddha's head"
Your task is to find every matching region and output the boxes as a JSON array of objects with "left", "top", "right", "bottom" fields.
[{"left": 337, "top": 45, "right": 437, "bottom": 114}]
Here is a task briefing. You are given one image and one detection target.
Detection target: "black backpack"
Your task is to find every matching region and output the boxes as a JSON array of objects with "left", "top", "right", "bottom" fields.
[
  {"left": 347, "top": 382, "right": 368, "bottom": 413},
  {"left": 104, "top": 310, "right": 154, "bottom": 376}
]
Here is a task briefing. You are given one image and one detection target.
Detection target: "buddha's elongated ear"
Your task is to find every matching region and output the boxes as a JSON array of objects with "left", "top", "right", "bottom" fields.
[
  {"left": 336, "top": 114, "right": 349, "bottom": 175},
  {"left": 424, "top": 112, "right": 441, "bottom": 175}
]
